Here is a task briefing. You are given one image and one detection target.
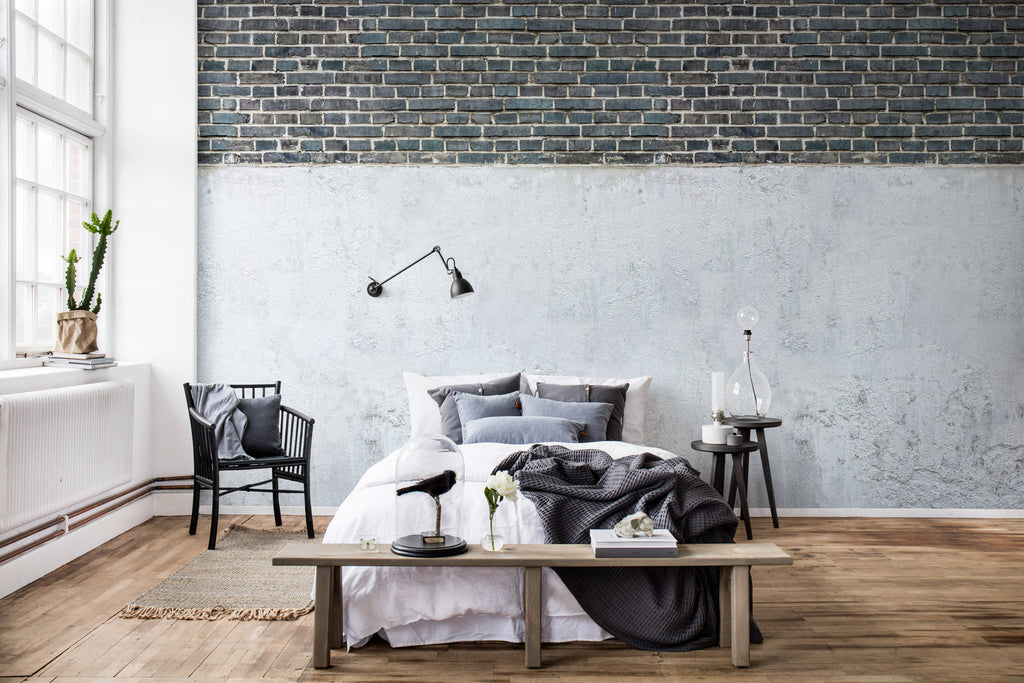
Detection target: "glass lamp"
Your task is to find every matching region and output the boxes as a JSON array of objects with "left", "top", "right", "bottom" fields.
[
  {"left": 391, "top": 434, "right": 469, "bottom": 557},
  {"left": 725, "top": 306, "right": 772, "bottom": 419}
]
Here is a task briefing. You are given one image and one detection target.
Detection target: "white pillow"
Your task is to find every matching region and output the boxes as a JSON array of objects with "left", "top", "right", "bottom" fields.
[
  {"left": 404, "top": 371, "right": 520, "bottom": 438},
  {"left": 522, "top": 373, "right": 653, "bottom": 445}
]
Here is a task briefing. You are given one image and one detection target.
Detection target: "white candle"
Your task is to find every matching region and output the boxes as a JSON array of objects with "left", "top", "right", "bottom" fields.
[{"left": 711, "top": 371, "right": 724, "bottom": 414}]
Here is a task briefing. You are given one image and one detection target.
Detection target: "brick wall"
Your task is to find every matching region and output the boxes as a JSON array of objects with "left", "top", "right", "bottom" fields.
[{"left": 197, "top": 1, "right": 1024, "bottom": 165}]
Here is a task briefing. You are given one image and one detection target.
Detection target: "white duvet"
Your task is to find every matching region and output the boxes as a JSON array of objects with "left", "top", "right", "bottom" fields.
[{"left": 323, "top": 440, "right": 683, "bottom": 649}]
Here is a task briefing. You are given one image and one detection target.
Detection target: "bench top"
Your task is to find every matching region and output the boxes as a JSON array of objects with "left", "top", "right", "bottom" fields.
[{"left": 273, "top": 542, "right": 792, "bottom": 568}]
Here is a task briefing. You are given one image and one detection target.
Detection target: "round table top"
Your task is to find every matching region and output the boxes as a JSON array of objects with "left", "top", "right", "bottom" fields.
[
  {"left": 725, "top": 416, "right": 782, "bottom": 429},
  {"left": 690, "top": 439, "right": 759, "bottom": 454}
]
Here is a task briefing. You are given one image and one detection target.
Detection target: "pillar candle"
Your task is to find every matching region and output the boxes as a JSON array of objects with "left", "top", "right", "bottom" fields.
[{"left": 711, "top": 371, "right": 725, "bottom": 414}]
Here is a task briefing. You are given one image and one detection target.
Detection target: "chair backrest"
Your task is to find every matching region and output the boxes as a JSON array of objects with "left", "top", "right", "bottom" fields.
[{"left": 183, "top": 381, "right": 281, "bottom": 411}]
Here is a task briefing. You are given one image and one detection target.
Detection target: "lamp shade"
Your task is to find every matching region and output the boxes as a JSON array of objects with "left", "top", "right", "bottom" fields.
[{"left": 450, "top": 268, "right": 474, "bottom": 298}]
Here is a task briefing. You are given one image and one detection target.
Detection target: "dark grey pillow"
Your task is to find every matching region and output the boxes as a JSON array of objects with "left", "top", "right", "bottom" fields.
[
  {"left": 463, "top": 416, "right": 584, "bottom": 445},
  {"left": 236, "top": 395, "right": 284, "bottom": 457},
  {"left": 536, "top": 382, "right": 630, "bottom": 441},
  {"left": 427, "top": 373, "right": 521, "bottom": 444},
  {"left": 454, "top": 391, "right": 520, "bottom": 427},
  {"left": 520, "top": 394, "right": 614, "bottom": 442}
]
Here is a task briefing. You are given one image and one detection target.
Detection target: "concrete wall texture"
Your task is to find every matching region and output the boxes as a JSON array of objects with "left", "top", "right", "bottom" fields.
[
  {"left": 196, "top": 165, "right": 1024, "bottom": 510},
  {"left": 197, "top": 0, "right": 1024, "bottom": 165}
]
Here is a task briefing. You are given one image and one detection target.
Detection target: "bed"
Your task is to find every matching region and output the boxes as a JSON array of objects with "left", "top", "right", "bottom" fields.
[{"left": 322, "top": 371, "right": 738, "bottom": 650}]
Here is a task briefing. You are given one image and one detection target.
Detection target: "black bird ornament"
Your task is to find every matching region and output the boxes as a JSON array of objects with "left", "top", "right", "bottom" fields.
[{"left": 397, "top": 470, "right": 457, "bottom": 542}]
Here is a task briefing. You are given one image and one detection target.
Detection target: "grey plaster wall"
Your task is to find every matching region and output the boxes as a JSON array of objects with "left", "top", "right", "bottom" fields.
[{"left": 197, "top": 165, "right": 1024, "bottom": 510}]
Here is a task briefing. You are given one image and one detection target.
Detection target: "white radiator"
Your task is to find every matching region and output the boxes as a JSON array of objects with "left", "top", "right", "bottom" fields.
[{"left": 0, "top": 381, "right": 134, "bottom": 534}]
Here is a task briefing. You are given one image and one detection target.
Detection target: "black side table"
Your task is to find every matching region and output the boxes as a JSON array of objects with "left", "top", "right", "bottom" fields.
[
  {"left": 725, "top": 416, "right": 783, "bottom": 530},
  {"left": 690, "top": 439, "right": 759, "bottom": 541}
]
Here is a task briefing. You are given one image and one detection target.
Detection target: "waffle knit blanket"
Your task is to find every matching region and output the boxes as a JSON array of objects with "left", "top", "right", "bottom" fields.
[{"left": 495, "top": 444, "right": 761, "bottom": 651}]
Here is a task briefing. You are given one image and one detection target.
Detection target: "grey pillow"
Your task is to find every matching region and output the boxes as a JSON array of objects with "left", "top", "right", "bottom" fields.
[
  {"left": 454, "top": 391, "right": 520, "bottom": 427},
  {"left": 427, "top": 373, "right": 521, "bottom": 444},
  {"left": 536, "top": 382, "right": 630, "bottom": 441},
  {"left": 236, "top": 395, "right": 284, "bottom": 457},
  {"left": 463, "top": 416, "right": 584, "bottom": 445},
  {"left": 520, "top": 394, "right": 614, "bottom": 442}
]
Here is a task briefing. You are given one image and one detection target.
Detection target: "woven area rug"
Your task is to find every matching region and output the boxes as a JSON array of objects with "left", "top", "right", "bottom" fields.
[{"left": 119, "top": 525, "right": 322, "bottom": 621}]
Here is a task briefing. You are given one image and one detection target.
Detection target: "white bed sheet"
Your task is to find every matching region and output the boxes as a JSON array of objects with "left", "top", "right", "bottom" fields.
[{"left": 323, "top": 440, "right": 681, "bottom": 649}]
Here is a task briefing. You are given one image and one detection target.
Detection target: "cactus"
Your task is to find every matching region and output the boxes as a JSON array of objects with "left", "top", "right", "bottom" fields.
[{"left": 63, "top": 210, "right": 119, "bottom": 315}]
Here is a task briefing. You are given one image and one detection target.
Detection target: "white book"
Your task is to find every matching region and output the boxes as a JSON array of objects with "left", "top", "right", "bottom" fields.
[
  {"left": 49, "top": 351, "right": 106, "bottom": 359},
  {"left": 589, "top": 528, "right": 678, "bottom": 548}
]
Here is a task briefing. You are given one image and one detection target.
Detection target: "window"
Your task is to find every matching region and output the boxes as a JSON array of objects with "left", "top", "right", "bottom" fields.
[{"left": 2, "top": 0, "right": 107, "bottom": 362}]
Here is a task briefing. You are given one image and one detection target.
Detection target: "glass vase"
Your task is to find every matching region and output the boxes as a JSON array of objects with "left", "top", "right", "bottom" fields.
[
  {"left": 726, "top": 350, "right": 772, "bottom": 418},
  {"left": 481, "top": 533, "right": 504, "bottom": 551}
]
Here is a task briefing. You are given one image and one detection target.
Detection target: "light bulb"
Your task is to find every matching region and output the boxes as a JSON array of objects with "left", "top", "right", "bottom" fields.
[{"left": 737, "top": 306, "right": 759, "bottom": 330}]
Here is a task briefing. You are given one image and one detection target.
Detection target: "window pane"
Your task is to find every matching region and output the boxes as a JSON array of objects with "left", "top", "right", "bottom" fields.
[
  {"left": 66, "top": 50, "right": 92, "bottom": 113},
  {"left": 37, "top": 125, "right": 61, "bottom": 190},
  {"left": 37, "top": 192, "right": 62, "bottom": 282},
  {"left": 67, "top": 0, "right": 92, "bottom": 52},
  {"left": 16, "top": 116, "right": 35, "bottom": 182},
  {"left": 15, "top": 185, "right": 35, "bottom": 280},
  {"left": 15, "top": 16, "right": 36, "bottom": 84},
  {"left": 16, "top": 285, "right": 34, "bottom": 348},
  {"left": 15, "top": 0, "right": 37, "bottom": 20},
  {"left": 65, "top": 137, "right": 89, "bottom": 197},
  {"left": 36, "top": 286, "right": 60, "bottom": 347},
  {"left": 66, "top": 199, "right": 90, "bottom": 272},
  {"left": 37, "top": 0, "right": 64, "bottom": 36},
  {"left": 37, "top": 31, "right": 63, "bottom": 98}
]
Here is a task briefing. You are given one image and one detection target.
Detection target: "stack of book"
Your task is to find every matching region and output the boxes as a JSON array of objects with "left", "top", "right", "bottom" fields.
[
  {"left": 589, "top": 528, "right": 679, "bottom": 558},
  {"left": 44, "top": 352, "right": 118, "bottom": 370}
]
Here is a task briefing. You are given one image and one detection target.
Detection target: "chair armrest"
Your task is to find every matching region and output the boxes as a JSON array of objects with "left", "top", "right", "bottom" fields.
[
  {"left": 278, "top": 404, "right": 315, "bottom": 459},
  {"left": 281, "top": 404, "right": 315, "bottom": 425}
]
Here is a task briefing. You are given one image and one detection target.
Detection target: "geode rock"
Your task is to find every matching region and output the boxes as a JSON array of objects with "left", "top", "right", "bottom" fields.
[{"left": 613, "top": 512, "right": 655, "bottom": 538}]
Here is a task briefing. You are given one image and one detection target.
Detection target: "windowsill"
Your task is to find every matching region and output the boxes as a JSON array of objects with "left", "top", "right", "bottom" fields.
[{"left": 0, "top": 361, "right": 150, "bottom": 396}]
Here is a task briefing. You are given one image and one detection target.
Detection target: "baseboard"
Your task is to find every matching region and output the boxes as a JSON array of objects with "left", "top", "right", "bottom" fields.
[{"left": 749, "top": 507, "right": 1024, "bottom": 518}]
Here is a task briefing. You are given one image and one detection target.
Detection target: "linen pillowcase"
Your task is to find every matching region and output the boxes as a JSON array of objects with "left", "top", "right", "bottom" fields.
[
  {"left": 463, "top": 416, "right": 584, "bottom": 445},
  {"left": 454, "top": 391, "right": 521, "bottom": 428},
  {"left": 519, "top": 394, "right": 614, "bottom": 443},
  {"left": 403, "top": 371, "right": 521, "bottom": 437},
  {"left": 236, "top": 395, "right": 284, "bottom": 457},
  {"left": 536, "top": 382, "right": 629, "bottom": 442},
  {"left": 523, "top": 374, "right": 652, "bottom": 445},
  {"left": 427, "top": 374, "right": 522, "bottom": 444}
]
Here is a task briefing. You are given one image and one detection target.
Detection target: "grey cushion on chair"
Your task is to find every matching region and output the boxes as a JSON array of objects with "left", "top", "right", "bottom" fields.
[
  {"left": 427, "top": 373, "right": 521, "bottom": 444},
  {"left": 237, "top": 395, "right": 285, "bottom": 457}
]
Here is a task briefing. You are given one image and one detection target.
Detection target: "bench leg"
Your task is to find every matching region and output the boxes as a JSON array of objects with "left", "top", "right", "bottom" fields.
[
  {"left": 329, "top": 566, "right": 343, "bottom": 649},
  {"left": 730, "top": 565, "right": 751, "bottom": 667},
  {"left": 524, "top": 566, "right": 542, "bottom": 668},
  {"left": 719, "top": 567, "right": 732, "bottom": 648},
  {"left": 313, "top": 565, "right": 333, "bottom": 669}
]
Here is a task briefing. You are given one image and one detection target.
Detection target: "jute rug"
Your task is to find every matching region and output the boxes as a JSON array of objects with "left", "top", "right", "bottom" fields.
[{"left": 119, "top": 524, "right": 323, "bottom": 621}]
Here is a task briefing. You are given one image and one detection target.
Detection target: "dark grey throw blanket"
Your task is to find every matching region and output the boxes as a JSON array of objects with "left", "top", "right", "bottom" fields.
[{"left": 495, "top": 444, "right": 762, "bottom": 652}]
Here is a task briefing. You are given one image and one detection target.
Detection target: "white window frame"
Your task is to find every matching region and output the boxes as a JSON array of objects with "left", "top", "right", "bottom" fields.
[{"left": 1, "top": 0, "right": 110, "bottom": 368}]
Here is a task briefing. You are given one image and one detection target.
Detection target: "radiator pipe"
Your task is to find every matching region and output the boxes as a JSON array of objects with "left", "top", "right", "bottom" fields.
[{"left": 0, "top": 475, "right": 193, "bottom": 565}]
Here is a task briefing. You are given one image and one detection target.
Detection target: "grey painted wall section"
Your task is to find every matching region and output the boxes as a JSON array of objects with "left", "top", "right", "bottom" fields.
[{"left": 197, "top": 166, "right": 1024, "bottom": 510}]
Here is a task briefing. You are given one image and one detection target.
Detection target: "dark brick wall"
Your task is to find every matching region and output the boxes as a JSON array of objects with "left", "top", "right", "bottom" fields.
[{"left": 197, "top": 1, "right": 1024, "bottom": 165}]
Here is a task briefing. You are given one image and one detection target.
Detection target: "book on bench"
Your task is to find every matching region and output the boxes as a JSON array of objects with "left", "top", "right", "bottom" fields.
[{"left": 589, "top": 529, "right": 679, "bottom": 558}]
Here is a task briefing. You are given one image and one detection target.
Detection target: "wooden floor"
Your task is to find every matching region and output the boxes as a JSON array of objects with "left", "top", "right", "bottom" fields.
[{"left": 2, "top": 515, "right": 1023, "bottom": 682}]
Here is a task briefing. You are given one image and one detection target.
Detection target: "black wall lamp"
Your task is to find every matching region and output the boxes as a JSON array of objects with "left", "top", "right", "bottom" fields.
[{"left": 367, "top": 245, "right": 475, "bottom": 299}]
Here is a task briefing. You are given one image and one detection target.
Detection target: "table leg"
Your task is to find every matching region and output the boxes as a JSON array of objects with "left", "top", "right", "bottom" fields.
[
  {"left": 712, "top": 453, "right": 725, "bottom": 495},
  {"left": 329, "top": 566, "right": 343, "bottom": 649},
  {"left": 731, "top": 453, "right": 753, "bottom": 540},
  {"left": 756, "top": 428, "right": 780, "bottom": 528},
  {"left": 313, "top": 565, "right": 333, "bottom": 668},
  {"left": 524, "top": 566, "right": 542, "bottom": 668},
  {"left": 727, "top": 428, "right": 752, "bottom": 509},
  {"left": 730, "top": 565, "right": 751, "bottom": 667},
  {"left": 718, "top": 566, "right": 732, "bottom": 648}
]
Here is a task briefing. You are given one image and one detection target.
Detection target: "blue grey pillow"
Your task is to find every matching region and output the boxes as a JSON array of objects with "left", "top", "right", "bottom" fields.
[
  {"left": 536, "top": 382, "right": 629, "bottom": 441},
  {"left": 236, "top": 395, "right": 284, "bottom": 457},
  {"left": 463, "top": 416, "right": 584, "bottom": 445},
  {"left": 427, "top": 373, "right": 521, "bottom": 444},
  {"left": 520, "top": 394, "right": 614, "bottom": 442},
  {"left": 454, "top": 391, "right": 520, "bottom": 426}
]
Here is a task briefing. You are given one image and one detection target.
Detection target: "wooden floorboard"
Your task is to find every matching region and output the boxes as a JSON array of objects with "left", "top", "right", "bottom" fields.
[{"left": 1, "top": 515, "right": 1023, "bottom": 681}]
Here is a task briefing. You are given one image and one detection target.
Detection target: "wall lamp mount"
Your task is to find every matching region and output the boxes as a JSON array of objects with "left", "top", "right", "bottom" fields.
[{"left": 367, "top": 245, "right": 475, "bottom": 299}]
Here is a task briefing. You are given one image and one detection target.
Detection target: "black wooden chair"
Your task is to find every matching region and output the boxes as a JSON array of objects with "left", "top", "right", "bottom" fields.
[{"left": 184, "top": 382, "right": 315, "bottom": 549}]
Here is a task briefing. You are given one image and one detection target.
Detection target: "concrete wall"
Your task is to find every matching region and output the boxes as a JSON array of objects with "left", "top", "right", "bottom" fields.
[{"left": 196, "top": 164, "right": 1024, "bottom": 511}]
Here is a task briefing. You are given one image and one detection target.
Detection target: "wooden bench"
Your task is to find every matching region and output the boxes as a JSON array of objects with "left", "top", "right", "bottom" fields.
[{"left": 272, "top": 542, "right": 792, "bottom": 670}]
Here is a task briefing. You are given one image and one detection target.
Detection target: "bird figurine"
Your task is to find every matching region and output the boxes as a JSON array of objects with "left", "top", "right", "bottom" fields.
[
  {"left": 396, "top": 470, "right": 457, "bottom": 498},
  {"left": 396, "top": 470, "right": 458, "bottom": 542}
]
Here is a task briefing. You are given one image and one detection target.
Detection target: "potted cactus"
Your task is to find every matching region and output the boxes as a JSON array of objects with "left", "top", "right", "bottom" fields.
[{"left": 54, "top": 209, "right": 119, "bottom": 354}]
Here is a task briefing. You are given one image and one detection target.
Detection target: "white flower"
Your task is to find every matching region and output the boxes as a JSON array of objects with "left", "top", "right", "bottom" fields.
[{"left": 486, "top": 471, "right": 519, "bottom": 502}]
